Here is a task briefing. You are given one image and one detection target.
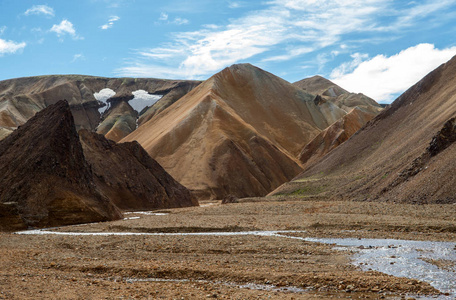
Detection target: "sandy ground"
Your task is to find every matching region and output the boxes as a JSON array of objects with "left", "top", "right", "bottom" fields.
[{"left": 2, "top": 198, "right": 456, "bottom": 299}]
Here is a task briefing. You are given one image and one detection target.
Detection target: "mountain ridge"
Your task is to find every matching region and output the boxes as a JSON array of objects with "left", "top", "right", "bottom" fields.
[
  {"left": 272, "top": 55, "right": 456, "bottom": 204},
  {"left": 122, "top": 63, "right": 363, "bottom": 199},
  {"left": 0, "top": 75, "right": 202, "bottom": 141}
]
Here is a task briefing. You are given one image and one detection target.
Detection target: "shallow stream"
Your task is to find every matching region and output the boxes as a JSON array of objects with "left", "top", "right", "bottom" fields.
[
  {"left": 278, "top": 234, "right": 456, "bottom": 299},
  {"left": 17, "top": 229, "right": 456, "bottom": 298}
]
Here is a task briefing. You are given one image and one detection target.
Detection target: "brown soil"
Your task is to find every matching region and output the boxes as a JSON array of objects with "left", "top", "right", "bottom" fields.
[{"left": 2, "top": 199, "right": 454, "bottom": 299}]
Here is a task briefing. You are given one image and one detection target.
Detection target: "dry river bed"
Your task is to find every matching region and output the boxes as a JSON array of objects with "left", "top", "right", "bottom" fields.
[{"left": 1, "top": 198, "right": 456, "bottom": 299}]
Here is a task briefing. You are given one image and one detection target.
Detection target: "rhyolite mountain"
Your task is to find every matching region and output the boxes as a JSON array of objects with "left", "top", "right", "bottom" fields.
[
  {"left": 0, "top": 75, "right": 201, "bottom": 141},
  {"left": 0, "top": 100, "right": 197, "bottom": 231},
  {"left": 293, "top": 75, "right": 383, "bottom": 115},
  {"left": 122, "top": 63, "right": 382, "bottom": 199},
  {"left": 293, "top": 76, "right": 382, "bottom": 168},
  {"left": 272, "top": 55, "right": 456, "bottom": 204}
]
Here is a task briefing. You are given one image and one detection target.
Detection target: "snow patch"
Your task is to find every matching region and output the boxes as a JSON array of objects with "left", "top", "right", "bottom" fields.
[
  {"left": 129, "top": 90, "right": 162, "bottom": 114},
  {"left": 123, "top": 216, "right": 140, "bottom": 220},
  {"left": 124, "top": 211, "right": 169, "bottom": 216},
  {"left": 94, "top": 88, "right": 115, "bottom": 113}
]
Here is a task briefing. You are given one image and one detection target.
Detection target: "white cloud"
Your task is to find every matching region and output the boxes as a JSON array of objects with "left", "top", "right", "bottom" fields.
[
  {"left": 138, "top": 47, "right": 185, "bottom": 59},
  {"left": 101, "top": 16, "right": 120, "bottom": 30},
  {"left": 331, "top": 44, "right": 456, "bottom": 103},
  {"left": 116, "top": 63, "right": 192, "bottom": 79},
  {"left": 117, "top": 0, "right": 456, "bottom": 79},
  {"left": 119, "top": 8, "right": 291, "bottom": 78},
  {"left": 71, "top": 53, "right": 85, "bottom": 63},
  {"left": 0, "top": 26, "right": 6, "bottom": 35},
  {"left": 50, "top": 20, "right": 82, "bottom": 40},
  {"left": 157, "top": 13, "right": 188, "bottom": 25},
  {"left": 0, "top": 39, "right": 26, "bottom": 55},
  {"left": 262, "top": 47, "right": 315, "bottom": 62},
  {"left": 172, "top": 17, "right": 189, "bottom": 25},
  {"left": 228, "top": 1, "right": 246, "bottom": 9},
  {"left": 24, "top": 5, "right": 55, "bottom": 17},
  {"left": 378, "top": 0, "right": 456, "bottom": 31},
  {"left": 330, "top": 53, "right": 369, "bottom": 77},
  {"left": 159, "top": 12, "right": 168, "bottom": 21}
]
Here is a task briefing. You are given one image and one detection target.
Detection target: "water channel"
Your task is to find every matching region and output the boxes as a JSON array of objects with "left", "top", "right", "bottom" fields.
[{"left": 17, "top": 229, "right": 456, "bottom": 298}]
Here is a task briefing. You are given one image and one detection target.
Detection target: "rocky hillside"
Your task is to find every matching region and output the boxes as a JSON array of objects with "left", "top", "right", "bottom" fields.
[
  {"left": 79, "top": 129, "right": 198, "bottom": 210},
  {"left": 0, "top": 100, "right": 197, "bottom": 231},
  {"left": 0, "top": 101, "right": 122, "bottom": 230},
  {"left": 272, "top": 55, "right": 456, "bottom": 204},
  {"left": 122, "top": 64, "right": 360, "bottom": 199},
  {"left": 0, "top": 75, "right": 201, "bottom": 141},
  {"left": 298, "top": 107, "right": 377, "bottom": 169}
]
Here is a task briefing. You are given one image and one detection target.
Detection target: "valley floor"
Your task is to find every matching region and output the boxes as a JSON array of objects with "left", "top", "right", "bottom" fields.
[{"left": 1, "top": 198, "right": 456, "bottom": 299}]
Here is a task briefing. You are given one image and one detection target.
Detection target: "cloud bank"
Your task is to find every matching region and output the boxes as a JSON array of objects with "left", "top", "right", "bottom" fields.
[
  {"left": 331, "top": 44, "right": 456, "bottom": 103},
  {"left": 117, "top": 0, "right": 456, "bottom": 83}
]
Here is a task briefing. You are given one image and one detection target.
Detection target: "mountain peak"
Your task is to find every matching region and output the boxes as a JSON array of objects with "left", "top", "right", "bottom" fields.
[
  {"left": 122, "top": 63, "right": 352, "bottom": 199},
  {"left": 0, "top": 100, "right": 122, "bottom": 230},
  {"left": 293, "top": 75, "right": 348, "bottom": 97}
]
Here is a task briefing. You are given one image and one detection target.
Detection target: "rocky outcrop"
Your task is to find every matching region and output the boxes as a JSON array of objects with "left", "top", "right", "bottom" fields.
[
  {"left": 79, "top": 129, "right": 198, "bottom": 210},
  {"left": 0, "top": 101, "right": 122, "bottom": 230},
  {"left": 427, "top": 117, "right": 456, "bottom": 156},
  {"left": 387, "top": 117, "right": 456, "bottom": 191},
  {"left": 122, "top": 64, "right": 350, "bottom": 199},
  {"left": 221, "top": 195, "right": 239, "bottom": 204},
  {"left": 288, "top": 75, "right": 383, "bottom": 172}
]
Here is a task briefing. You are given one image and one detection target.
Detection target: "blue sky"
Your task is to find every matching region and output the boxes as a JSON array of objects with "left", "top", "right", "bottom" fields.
[{"left": 1, "top": 0, "right": 456, "bottom": 103}]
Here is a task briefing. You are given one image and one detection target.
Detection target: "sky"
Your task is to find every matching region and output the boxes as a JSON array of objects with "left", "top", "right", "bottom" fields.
[{"left": 1, "top": 0, "right": 456, "bottom": 103}]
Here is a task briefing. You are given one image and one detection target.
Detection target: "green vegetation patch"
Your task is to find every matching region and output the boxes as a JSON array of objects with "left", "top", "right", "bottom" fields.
[{"left": 275, "top": 185, "right": 326, "bottom": 197}]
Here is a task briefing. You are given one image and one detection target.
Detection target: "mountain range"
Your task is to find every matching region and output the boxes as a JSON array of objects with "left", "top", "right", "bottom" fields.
[
  {"left": 122, "top": 64, "right": 382, "bottom": 199},
  {"left": 0, "top": 63, "right": 388, "bottom": 228},
  {"left": 272, "top": 55, "right": 456, "bottom": 204},
  {"left": 0, "top": 75, "right": 201, "bottom": 141},
  {"left": 0, "top": 65, "right": 381, "bottom": 201}
]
